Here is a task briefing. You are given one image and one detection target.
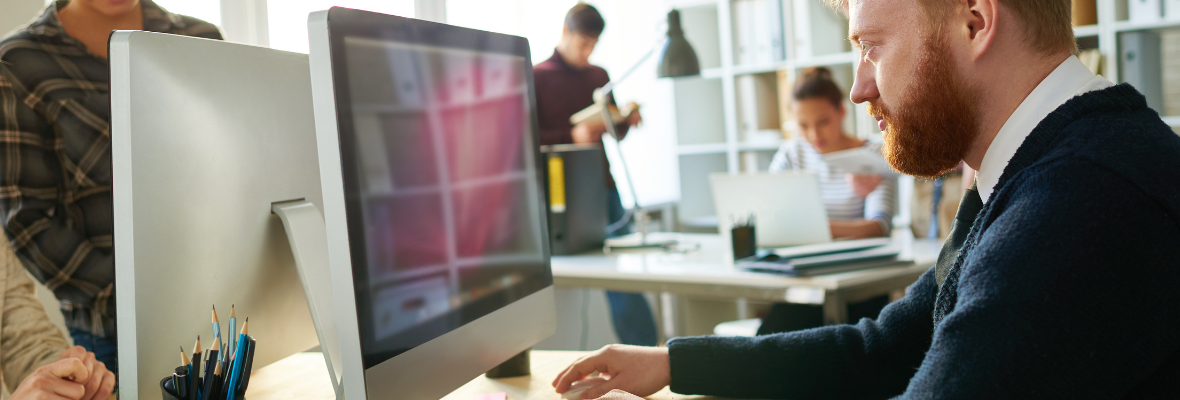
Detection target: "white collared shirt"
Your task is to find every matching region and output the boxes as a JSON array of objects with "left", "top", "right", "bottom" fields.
[{"left": 976, "top": 56, "right": 1114, "bottom": 204}]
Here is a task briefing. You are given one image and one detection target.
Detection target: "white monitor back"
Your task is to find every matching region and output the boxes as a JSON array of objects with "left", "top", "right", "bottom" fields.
[
  {"left": 710, "top": 172, "right": 833, "bottom": 249},
  {"left": 110, "top": 31, "right": 322, "bottom": 399}
]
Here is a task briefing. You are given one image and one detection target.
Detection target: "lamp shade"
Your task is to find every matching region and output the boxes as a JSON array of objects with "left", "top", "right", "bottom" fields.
[{"left": 657, "top": 9, "right": 701, "bottom": 78}]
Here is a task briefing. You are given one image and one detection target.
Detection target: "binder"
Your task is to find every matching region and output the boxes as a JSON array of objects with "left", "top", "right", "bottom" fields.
[
  {"left": 1120, "top": 31, "right": 1165, "bottom": 112},
  {"left": 1130, "top": 0, "right": 1164, "bottom": 22}
]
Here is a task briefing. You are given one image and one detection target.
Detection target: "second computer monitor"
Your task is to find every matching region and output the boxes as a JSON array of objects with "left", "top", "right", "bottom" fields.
[{"left": 309, "top": 7, "right": 556, "bottom": 400}]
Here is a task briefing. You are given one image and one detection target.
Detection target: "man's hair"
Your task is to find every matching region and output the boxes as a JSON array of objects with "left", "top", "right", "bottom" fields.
[
  {"left": 826, "top": 0, "right": 1076, "bottom": 55},
  {"left": 565, "top": 3, "right": 606, "bottom": 38}
]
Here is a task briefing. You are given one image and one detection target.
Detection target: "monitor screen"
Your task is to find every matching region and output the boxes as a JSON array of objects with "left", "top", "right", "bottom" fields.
[{"left": 337, "top": 34, "right": 551, "bottom": 368}]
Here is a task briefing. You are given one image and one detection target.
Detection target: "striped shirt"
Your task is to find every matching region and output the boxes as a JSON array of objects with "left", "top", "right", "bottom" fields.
[
  {"left": 0, "top": 0, "right": 221, "bottom": 337},
  {"left": 768, "top": 139, "right": 897, "bottom": 235}
]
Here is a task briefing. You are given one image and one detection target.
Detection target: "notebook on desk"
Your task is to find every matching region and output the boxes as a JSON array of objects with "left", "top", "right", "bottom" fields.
[{"left": 742, "top": 243, "right": 912, "bottom": 277}]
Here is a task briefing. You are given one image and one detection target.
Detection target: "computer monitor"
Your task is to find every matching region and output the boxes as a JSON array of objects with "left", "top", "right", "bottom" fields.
[
  {"left": 110, "top": 32, "right": 327, "bottom": 398},
  {"left": 308, "top": 7, "right": 557, "bottom": 399}
]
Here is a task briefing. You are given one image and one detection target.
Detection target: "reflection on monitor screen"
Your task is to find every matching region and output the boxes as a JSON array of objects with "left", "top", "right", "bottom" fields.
[{"left": 342, "top": 37, "right": 548, "bottom": 368}]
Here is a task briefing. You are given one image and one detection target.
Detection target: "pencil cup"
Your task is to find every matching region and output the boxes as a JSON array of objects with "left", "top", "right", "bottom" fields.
[
  {"left": 160, "top": 376, "right": 182, "bottom": 400},
  {"left": 162, "top": 376, "right": 245, "bottom": 400},
  {"left": 731, "top": 226, "right": 756, "bottom": 260}
]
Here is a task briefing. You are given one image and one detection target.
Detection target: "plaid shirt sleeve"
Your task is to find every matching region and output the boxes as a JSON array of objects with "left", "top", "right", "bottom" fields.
[{"left": 0, "top": 63, "right": 115, "bottom": 334}]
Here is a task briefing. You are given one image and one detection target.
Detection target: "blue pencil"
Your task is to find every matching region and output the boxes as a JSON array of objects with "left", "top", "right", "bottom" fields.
[{"left": 225, "top": 306, "right": 236, "bottom": 366}]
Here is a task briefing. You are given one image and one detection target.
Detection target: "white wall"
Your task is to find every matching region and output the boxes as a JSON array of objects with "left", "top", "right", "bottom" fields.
[{"left": 0, "top": 0, "right": 44, "bottom": 37}]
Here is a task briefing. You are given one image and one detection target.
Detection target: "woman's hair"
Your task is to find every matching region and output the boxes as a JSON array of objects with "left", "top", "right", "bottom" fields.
[{"left": 793, "top": 67, "right": 845, "bottom": 109}]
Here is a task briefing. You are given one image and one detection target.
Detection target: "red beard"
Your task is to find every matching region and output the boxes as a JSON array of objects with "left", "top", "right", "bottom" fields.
[{"left": 868, "top": 35, "right": 981, "bottom": 179}]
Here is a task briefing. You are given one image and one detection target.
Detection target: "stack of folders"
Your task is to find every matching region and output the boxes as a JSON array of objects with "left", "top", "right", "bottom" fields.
[
  {"left": 164, "top": 305, "right": 258, "bottom": 400},
  {"left": 739, "top": 238, "right": 914, "bottom": 277}
]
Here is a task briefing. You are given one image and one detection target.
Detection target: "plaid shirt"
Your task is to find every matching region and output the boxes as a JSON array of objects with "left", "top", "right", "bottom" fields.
[{"left": 0, "top": 0, "right": 221, "bottom": 337}]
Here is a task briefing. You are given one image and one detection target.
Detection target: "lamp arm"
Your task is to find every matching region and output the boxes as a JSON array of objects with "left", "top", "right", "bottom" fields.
[
  {"left": 601, "top": 96, "right": 643, "bottom": 213},
  {"left": 595, "top": 40, "right": 661, "bottom": 101}
]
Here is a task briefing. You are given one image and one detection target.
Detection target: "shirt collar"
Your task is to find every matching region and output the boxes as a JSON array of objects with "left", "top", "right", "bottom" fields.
[{"left": 976, "top": 55, "right": 1114, "bottom": 204}]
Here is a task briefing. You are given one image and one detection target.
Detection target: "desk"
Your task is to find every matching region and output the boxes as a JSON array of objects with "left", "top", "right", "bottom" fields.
[
  {"left": 551, "top": 232, "right": 941, "bottom": 328},
  {"left": 244, "top": 351, "right": 729, "bottom": 400}
]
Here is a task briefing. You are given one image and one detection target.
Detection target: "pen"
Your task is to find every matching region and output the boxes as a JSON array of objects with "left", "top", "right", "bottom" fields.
[
  {"left": 175, "top": 366, "right": 189, "bottom": 399},
  {"left": 224, "top": 318, "right": 248, "bottom": 400},
  {"left": 236, "top": 337, "right": 256, "bottom": 396}
]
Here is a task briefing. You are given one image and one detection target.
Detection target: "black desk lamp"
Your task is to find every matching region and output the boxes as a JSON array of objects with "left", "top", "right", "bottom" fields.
[{"left": 594, "top": 9, "right": 700, "bottom": 251}]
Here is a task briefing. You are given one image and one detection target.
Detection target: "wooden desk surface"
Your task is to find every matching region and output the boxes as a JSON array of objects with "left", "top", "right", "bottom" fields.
[{"left": 244, "top": 350, "right": 725, "bottom": 400}]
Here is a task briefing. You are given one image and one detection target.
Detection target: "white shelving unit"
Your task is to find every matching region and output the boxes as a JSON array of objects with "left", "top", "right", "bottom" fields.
[
  {"left": 663, "top": 0, "right": 869, "bottom": 225},
  {"left": 1076, "top": 0, "right": 1180, "bottom": 124},
  {"left": 664, "top": 0, "right": 1180, "bottom": 227}
]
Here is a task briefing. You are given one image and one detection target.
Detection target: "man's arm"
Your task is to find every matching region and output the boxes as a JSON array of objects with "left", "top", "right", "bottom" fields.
[
  {"left": 0, "top": 65, "right": 115, "bottom": 320},
  {"left": 554, "top": 268, "right": 937, "bottom": 400},
  {"left": 0, "top": 237, "right": 68, "bottom": 391},
  {"left": 667, "top": 268, "right": 938, "bottom": 400},
  {"left": 896, "top": 162, "right": 1180, "bottom": 399}
]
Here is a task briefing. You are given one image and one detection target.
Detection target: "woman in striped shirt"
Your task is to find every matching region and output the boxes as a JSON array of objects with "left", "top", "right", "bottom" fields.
[{"left": 769, "top": 67, "right": 897, "bottom": 239}]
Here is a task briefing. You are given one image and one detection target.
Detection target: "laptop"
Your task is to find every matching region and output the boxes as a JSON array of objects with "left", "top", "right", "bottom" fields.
[{"left": 710, "top": 172, "right": 833, "bottom": 248}]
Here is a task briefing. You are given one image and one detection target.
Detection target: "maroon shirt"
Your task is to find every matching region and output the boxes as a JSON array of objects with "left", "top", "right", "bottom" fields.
[{"left": 534, "top": 49, "right": 630, "bottom": 189}]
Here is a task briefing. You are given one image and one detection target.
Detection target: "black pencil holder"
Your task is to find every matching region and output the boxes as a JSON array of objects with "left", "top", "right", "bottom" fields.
[
  {"left": 485, "top": 348, "right": 531, "bottom": 378},
  {"left": 731, "top": 226, "right": 756, "bottom": 260},
  {"left": 162, "top": 376, "right": 245, "bottom": 400}
]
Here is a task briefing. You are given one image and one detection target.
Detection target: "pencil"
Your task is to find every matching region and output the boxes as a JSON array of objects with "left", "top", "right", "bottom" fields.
[
  {"left": 191, "top": 336, "right": 202, "bottom": 400},
  {"left": 212, "top": 305, "right": 222, "bottom": 357},
  {"left": 200, "top": 341, "right": 220, "bottom": 400},
  {"left": 226, "top": 305, "right": 237, "bottom": 365}
]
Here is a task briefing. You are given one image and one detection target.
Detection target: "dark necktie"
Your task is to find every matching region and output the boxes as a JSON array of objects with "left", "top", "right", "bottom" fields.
[{"left": 935, "top": 184, "right": 983, "bottom": 288}]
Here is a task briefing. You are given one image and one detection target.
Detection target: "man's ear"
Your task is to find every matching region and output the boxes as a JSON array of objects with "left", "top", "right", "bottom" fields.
[{"left": 961, "top": 0, "right": 1000, "bottom": 60}]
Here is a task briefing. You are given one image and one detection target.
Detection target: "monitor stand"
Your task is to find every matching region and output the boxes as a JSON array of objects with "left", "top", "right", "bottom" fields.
[{"left": 272, "top": 200, "right": 346, "bottom": 400}]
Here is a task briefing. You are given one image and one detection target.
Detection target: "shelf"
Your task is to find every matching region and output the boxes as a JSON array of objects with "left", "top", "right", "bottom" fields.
[
  {"left": 700, "top": 67, "right": 726, "bottom": 79},
  {"left": 1113, "top": 19, "right": 1180, "bottom": 33},
  {"left": 732, "top": 62, "right": 788, "bottom": 77},
  {"left": 1073, "top": 24, "right": 1100, "bottom": 37},
  {"left": 678, "top": 143, "right": 728, "bottom": 155},
  {"left": 665, "top": 0, "right": 719, "bottom": 9},
  {"left": 790, "top": 52, "right": 858, "bottom": 69}
]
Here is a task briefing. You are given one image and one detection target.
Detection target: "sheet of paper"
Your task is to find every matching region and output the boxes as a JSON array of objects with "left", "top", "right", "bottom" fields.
[
  {"left": 821, "top": 147, "right": 899, "bottom": 177},
  {"left": 476, "top": 392, "right": 508, "bottom": 400}
]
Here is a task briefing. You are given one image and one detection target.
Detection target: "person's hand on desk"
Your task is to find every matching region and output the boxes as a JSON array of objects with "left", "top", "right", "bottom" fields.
[
  {"left": 11, "top": 346, "right": 113, "bottom": 400},
  {"left": 553, "top": 345, "right": 670, "bottom": 400}
]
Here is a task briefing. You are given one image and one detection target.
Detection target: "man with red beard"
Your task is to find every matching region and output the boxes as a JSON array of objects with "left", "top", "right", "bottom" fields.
[{"left": 549, "top": 0, "right": 1180, "bottom": 399}]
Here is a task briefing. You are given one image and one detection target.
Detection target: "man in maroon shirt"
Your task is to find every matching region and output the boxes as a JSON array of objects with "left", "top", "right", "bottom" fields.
[{"left": 533, "top": 3, "right": 655, "bottom": 347}]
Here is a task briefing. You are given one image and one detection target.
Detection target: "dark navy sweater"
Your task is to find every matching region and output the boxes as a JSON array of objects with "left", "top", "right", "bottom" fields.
[{"left": 667, "top": 84, "right": 1180, "bottom": 399}]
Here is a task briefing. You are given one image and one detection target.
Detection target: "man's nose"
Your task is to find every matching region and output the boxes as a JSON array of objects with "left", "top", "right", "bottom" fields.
[{"left": 850, "top": 61, "right": 879, "bottom": 105}]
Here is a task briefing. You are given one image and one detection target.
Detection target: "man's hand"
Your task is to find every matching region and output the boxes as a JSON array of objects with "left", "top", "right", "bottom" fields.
[
  {"left": 553, "top": 345, "right": 670, "bottom": 400},
  {"left": 572, "top": 117, "right": 608, "bottom": 144},
  {"left": 847, "top": 174, "right": 884, "bottom": 198},
  {"left": 592, "top": 389, "right": 646, "bottom": 400},
  {"left": 624, "top": 102, "right": 642, "bottom": 127},
  {"left": 9, "top": 358, "right": 89, "bottom": 400},
  {"left": 57, "top": 346, "right": 115, "bottom": 400}
]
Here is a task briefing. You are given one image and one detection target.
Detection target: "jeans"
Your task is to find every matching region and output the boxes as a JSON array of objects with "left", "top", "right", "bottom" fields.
[
  {"left": 70, "top": 328, "right": 118, "bottom": 377},
  {"left": 606, "top": 189, "right": 632, "bottom": 237},
  {"left": 604, "top": 189, "right": 658, "bottom": 346}
]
